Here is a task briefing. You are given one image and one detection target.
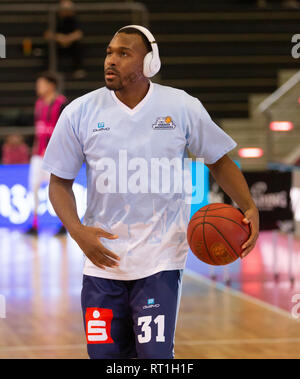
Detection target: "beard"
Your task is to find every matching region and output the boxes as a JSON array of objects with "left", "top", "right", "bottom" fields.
[
  {"left": 105, "top": 77, "right": 124, "bottom": 91},
  {"left": 104, "top": 71, "right": 144, "bottom": 91}
]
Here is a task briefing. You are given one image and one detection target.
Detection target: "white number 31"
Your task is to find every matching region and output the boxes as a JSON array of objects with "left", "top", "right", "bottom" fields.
[{"left": 137, "top": 315, "right": 165, "bottom": 343}]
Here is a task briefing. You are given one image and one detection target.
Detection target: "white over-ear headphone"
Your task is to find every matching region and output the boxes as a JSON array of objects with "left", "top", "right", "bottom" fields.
[{"left": 116, "top": 25, "right": 161, "bottom": 78}]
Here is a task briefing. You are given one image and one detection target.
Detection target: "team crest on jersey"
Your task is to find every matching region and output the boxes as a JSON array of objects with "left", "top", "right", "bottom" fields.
[{"left": 152, "top": 116, "right": 176, "bottom": 130}]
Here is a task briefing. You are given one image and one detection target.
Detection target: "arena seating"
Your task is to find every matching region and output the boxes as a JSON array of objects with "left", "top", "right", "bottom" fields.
[{"left": 0, "top": 0, "right": 299, "bottom": 127}]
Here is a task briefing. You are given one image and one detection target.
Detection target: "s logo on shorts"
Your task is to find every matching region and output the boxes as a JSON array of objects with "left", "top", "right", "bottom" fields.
[{"left": 85, "top": 307, "right": 114, "bottom": 344}]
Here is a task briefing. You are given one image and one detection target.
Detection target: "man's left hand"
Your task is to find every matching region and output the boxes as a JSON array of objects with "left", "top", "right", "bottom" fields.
[{"left": 241, "top": 207, "right": 259, "bottom": 258}]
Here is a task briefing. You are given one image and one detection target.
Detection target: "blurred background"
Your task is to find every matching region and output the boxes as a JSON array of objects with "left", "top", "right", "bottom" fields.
[
  {"left": 0, "top": 0, "right": 299, "bottom": 239},
  {"left": 0, "top": 1, "right": 300, "bottom": 163},
  {"left": 0, "top": 0, "right": 300, "bottom": 359}
]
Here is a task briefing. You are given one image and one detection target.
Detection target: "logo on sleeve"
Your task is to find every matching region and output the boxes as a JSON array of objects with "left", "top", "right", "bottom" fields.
[
  {"left": 85, "top": 307, "right": 114, "bottom": 344},
  {"left": 152, "top": 116, "right": 176, "bottom": 130}
]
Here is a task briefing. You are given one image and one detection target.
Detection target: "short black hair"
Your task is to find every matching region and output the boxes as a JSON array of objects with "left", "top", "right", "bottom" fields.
[
  {"left": 117, "top": 27, "right": 152, "bottom": 53},
  {"left": 37, "top": 71, "right": 59, "bottom": 87}
]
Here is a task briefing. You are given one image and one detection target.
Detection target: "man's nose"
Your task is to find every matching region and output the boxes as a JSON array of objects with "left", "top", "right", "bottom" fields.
[{"left": 106, "top": 53, "right": 118, "bottom": 67}]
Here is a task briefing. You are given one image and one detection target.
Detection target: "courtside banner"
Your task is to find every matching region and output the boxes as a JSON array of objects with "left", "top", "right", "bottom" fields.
[
  {"left": 209, "top": 170, "right": 294, "bottom": 231},
  {"left": 0, "top": 164, "right": 87, "bottom": 230},
  {"left": 0, "top": 160, "right": 209, "bottom": 230},
  {"left": 244, "top": 171, "right": 294, "bottom": 231}
]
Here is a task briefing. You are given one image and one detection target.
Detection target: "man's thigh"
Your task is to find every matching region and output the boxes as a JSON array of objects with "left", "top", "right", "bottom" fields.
[
  {"left": 81, "top": 274, "right": 137, "bottom": 359},
  {"left": 130, "top": 270, "right": 183, "bottom": 359}
]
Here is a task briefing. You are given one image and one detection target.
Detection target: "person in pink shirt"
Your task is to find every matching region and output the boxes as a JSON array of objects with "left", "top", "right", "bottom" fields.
[
  {"left": 27, "top": 72, "right": 67, "bottom": 235},
  {"left": 2, "top": 134, "right": 29, "bottom": 164}
]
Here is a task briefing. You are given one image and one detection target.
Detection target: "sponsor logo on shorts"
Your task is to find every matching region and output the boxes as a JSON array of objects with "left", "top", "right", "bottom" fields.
[
  {"left": 85, "top": 307, "right": 114, "bottom": 344},
  {"left": 152, "top": 116, "right": 176, "bottom": 130},
  {"left": 143, "top": 298, "right": 160, "bottom": 310}
]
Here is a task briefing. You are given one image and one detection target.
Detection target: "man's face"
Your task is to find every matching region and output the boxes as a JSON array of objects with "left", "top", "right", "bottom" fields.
[{"left": 104, "top": 32, "right": 148, "bottom": 91}]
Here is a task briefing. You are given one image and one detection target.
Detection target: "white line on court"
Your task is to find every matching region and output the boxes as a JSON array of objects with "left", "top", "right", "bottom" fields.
[
  {"left": 0, "top": 270, "right": 298, "bottom": 356},
  {"left": 184, "top": 268, "right": 300, "bottom": 322},
  {"left": 0, "top": 337, "right": 300, "bottom": 353}
]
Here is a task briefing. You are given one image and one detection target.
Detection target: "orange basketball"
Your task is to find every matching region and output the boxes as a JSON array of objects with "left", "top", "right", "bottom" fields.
[{"left": 187, "top": 203, "right": 250, "bottom": 266}]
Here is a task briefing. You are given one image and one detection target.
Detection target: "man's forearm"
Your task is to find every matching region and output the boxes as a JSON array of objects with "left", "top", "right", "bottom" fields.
[
  {"left": 49, "top": 175, "right": 82, "bottom": 238},
  {"left": 207, "top": 155, "right": 256, "bottom": 213}
]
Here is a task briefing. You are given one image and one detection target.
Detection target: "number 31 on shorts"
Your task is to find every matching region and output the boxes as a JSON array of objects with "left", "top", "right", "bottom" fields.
[{"left": 137, "top": 315, "right": 165, "bottom": 343}]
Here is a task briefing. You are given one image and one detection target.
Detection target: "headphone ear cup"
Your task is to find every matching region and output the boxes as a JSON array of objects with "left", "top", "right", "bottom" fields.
[
  {"left": 151, "top": 56, "right": 161, "bottom": 77},
  {"left": 143, "top": 52, "right": 154, "bottom": 78}
]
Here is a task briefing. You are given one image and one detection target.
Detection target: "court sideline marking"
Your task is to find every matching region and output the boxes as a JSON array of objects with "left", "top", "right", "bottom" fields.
[
  {"left": 0, "top": 268, "right": 299, "bottom": 355},
  {"left": 184, "top": 268, "right": 300, "bottom": 322},
  {"left": 1, "top": 337, "right": 300, "bottom": 353}
]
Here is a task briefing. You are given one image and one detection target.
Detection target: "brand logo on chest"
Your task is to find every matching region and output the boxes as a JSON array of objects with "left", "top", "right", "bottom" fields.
[{"left": 93, "top": 122, "right": 110, "bottom": 132}]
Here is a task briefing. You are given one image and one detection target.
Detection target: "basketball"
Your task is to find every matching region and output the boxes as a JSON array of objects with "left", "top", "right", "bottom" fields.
[{"left": 187, "top": 203, "right": 251, "bottom": 266}]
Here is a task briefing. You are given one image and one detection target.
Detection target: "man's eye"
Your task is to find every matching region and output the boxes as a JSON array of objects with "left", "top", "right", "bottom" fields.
[{"left": 121, "top": 51, "right": 127, "bottom": 56}]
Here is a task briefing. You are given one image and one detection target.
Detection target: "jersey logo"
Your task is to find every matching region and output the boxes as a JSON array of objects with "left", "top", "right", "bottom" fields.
[
  {"left": 85, "top": 307, "right": 114, "bottom": 344},
  {"left": 93, "top": 122, "right": 110, "bottom": 132},
  {"left": 152, "top": 116, "right": 176, "bottom": 130},
  {"left": 143, "top": 298, "right": 160, "bottom": 310}
]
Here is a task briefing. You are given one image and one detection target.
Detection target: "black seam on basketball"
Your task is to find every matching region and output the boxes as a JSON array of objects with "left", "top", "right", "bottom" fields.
[
  {"left": 203, "top": 205, "right": 217, "bottom": 264},
  {"left": 190, "top": 219, "right": 216, "bottom": 264},
  {"left": 191, "top": 207, "right": 235, "bottom": 220},
  {"left": 207, "top": 222, "right": 240, "bottom": 259},
  {"left": 192, "top": 206, "right": 232, "bottom": 214},
  {"left": 191, "top": 213, "right": 249, "bottom": 234},
  {"left": 194, "top": 222, "right": 240, "bottom": 259},
  {"left": 200, "top": 215, "right": 249, "bottom": 234}
]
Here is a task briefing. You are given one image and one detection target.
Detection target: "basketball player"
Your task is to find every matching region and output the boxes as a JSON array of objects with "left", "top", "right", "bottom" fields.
[
  {"left": 42, "top": 26, "right": 259, "bottom": 358},
  {"left": 27, "top": 72, "right": 67, "bottom": 235}
]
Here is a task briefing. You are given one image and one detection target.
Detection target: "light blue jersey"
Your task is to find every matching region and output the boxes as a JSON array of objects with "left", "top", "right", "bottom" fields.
[{"left": 43, "top": 82, "right": 236, "bottom": 280}]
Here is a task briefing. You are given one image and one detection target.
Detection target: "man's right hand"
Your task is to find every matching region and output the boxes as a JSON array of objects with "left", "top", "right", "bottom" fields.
[
  {"left": 72, "top": 225, "right": 120, "bottom": 270},
  {"left": 48, "top": 174, "right": 120, "bottom": 270}
]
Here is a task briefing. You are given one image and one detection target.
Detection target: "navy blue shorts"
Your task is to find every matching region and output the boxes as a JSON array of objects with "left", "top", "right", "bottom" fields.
[{"left": 81, "top": 269, "right": 183, "bottom": 359}]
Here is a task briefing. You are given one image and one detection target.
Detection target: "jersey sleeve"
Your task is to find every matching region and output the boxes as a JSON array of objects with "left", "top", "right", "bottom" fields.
[
  {"left": 185, "top": 96, "right": 237, "bottom": 164},
  {"left": 42, "top": 108, "right": 84, "bottom": 179}
]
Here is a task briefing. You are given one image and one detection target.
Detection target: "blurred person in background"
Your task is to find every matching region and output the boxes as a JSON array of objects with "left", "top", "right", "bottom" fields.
[
  {"left": 2, "top": 134, "right": 29, "bottom": 164},
  {"left": 45, "top": 0, "right": 86, "bottom": 79},
  {"left": 27, "top": 72, "right": 67, "bottom": 235}
]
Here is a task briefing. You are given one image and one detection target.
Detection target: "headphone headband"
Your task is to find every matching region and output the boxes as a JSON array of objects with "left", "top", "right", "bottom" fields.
[{"left": 117, "top": 24, "right": 156, "bottom": 43}]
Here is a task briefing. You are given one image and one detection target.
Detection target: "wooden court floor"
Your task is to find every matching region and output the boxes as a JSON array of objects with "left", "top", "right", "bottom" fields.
[{"left": 0, "top": 229, "right": 299, "bottom": 359}]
